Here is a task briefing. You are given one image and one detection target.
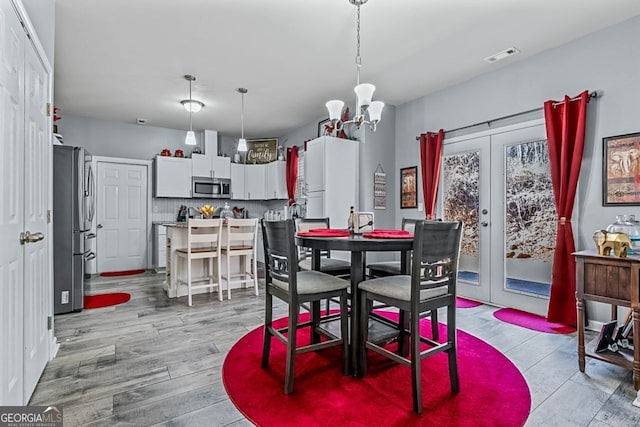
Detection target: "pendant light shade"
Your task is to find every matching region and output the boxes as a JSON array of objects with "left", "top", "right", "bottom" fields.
[
  {"left": 182, "top": 74, "right": 202, "bottom": 146},
  {"left": 237, "top": 88, "right": 248, "bottom": 152},
  {"left": 185, "top": 130, "right": 196, "bottom": 146}
]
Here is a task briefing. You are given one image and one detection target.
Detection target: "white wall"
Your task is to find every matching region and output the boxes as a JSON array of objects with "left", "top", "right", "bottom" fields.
[
  {"left": 58, "top": 114, "right": 204, "bottom": 160},
  {"left": 394, "top": 15, "right": 640, "bottom": 321},
  {"left": 396, "top": 14, "right": 640, "bottom": 253}
]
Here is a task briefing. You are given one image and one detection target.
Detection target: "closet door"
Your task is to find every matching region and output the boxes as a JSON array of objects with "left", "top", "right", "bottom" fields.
[
  {"left": 22, "top": 32, "right": 51, "bottom": 401},
  {"left": 0, "top": 0, "right": 26, "bottom": 405},
  {"left": 0, "top": 0, "right": 52, "bottom": 405}
]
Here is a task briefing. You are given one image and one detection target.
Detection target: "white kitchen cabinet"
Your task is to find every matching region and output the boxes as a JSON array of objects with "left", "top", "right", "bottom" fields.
[
  {"left": 154, "top": 156, "right": 192, "bottom": 198},
  {"left": 245, "top": 164, "right": 267, "bottom": 200},
  {"left": 230, "top": 163, "right": 246, "bottom": 199},
  {"left": 191, "top": 130, "right": 231, "bottom": 179},
  {"left": 266, "top": 160, "right": 287, "bottom": 200},
  {"left": 305, "top": 136, "right": 358, "bottom": 228},
  {"left": 153, "top": 224, "right": 167, "bottom": 270},
  {"left": 192, "top": 154, "right": 231, "bottom": 179}
]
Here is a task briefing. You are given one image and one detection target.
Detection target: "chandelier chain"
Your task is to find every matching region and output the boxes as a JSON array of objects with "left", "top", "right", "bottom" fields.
[{"left": 355, "top": 4, "right": 361, "bottom": 85}]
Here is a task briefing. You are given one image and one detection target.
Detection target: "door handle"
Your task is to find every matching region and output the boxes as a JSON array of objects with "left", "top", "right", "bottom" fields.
[
  {"left": 481, "top": 221, "right": 489, "bottom": 227},
  {"left": 97, "top": 224, "right": 103, "bottom": 229},
  {"left": 20, "top": 231, "right": 44, "bottom": 245}
]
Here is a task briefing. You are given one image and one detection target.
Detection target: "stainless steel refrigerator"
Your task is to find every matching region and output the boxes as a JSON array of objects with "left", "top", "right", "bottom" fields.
[{"left": 53, "top": 145, "right": 95, "bottom": 314}]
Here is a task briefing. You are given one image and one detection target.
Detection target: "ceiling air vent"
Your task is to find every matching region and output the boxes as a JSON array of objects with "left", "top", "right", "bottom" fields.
[
  {"left": 484, "top": 47, "right": 520, "bottom": 64},
  {"left": 136, "top": 118, "right": 147, "bottom": 125}
]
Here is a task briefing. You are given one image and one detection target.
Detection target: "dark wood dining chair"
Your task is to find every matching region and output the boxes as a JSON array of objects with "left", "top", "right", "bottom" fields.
[
  {"left": 358, "top": 220, "right": 463, "bottom": 414},
  {"left": 365, "top": 218, "right": 439, "bottom": 340},
  {"left": 295, "top": 217, "right": 351, "bottom": 315},
  {"left": 366, "top": 218, "right": 418, "bottom": 278},
  {"left": 261, "top": 219, "right": 350, "bottom": 394},
  {"left": 295, "top": 217, "right": 352, "bottom": 276}
]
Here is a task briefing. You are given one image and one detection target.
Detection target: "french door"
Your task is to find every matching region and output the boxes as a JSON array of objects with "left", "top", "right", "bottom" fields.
[{"left": 440, "top": 120, "right": 555, "bottom": 315}]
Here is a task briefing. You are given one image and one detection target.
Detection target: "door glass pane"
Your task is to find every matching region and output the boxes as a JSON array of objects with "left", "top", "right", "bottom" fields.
[
  {"left": 442, "top": 151, "right": 480, "bottom": 285},
  {"left": 504, "top": 139, "right": 556, "bottom": 297}
]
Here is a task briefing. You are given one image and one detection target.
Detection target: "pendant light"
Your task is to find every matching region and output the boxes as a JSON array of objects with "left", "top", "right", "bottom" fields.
[
  {"left": 182, "top": 74, "right": 203, "bottom": 146},
  {"left": 237, "top": 88, "right": 248, "bottom": 152},
  {"left": 326, "top": 0, "right": 384, "bottom": 133}
]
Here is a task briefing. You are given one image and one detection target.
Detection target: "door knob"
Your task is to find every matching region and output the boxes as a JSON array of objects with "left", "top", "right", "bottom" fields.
[
  {"left": 481, "top": 221, "right": 489, "bottom": 227},
  {"left": 20, "top": 231, "right": 44, "bottom": 244},
  {"left": 97, "top": 224, "right": 103, "bottom": 229}
]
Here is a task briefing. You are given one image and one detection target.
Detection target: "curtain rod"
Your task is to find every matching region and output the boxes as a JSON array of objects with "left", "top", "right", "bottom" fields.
[{"left": 415, "top": 91, "right": 598, "bottom": 141}]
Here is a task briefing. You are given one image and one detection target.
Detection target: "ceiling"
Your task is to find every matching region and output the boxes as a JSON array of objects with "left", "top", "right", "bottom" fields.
[{"left": 54, "top": 0, "right": 640, "bottom": 139}]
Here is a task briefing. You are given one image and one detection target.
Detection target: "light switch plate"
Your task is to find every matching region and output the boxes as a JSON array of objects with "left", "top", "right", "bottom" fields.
[
  {"left": 418, "top": 202, "right": 423, "bottom": 211},
  {"left": 61, "top": 291, "right": 69, "bottom": 304}
]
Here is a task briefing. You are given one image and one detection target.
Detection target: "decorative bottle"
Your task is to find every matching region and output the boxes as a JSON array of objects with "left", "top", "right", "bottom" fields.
[
  {"left": 220, "top": 202, "right": 233, "bottom": 224},
  {"left": 347, "top": 206, "right": 355, "bottom": 233}
]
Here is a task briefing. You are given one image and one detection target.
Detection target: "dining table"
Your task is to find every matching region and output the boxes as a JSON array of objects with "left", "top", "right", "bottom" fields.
[{"left": 294, "top": 232, "right": 414, "bottom": 376}]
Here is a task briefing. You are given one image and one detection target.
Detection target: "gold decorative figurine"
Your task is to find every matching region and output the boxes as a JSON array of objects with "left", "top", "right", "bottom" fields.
[{"left": 592, "top": 230, "right": 632, "bottom": 258}]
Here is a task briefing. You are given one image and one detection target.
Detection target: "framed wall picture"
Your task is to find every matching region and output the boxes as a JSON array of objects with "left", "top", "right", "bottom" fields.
[
  {"left": 400, "top": 166, "right": 417, "bottom": 209},
  {"left": 602, "top": 132, "right": 640, "bottom": 205},
  {"left": 318, "top": 118, "right": 331, "bottom": 137},
  {"left": 245, "top": 138, "right": 278, "bottom": 164}
]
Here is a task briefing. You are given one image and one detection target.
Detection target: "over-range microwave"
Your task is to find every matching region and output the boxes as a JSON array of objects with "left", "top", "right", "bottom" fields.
[{"left": 192, "top": 176, "right": 231, "bottom": 198}]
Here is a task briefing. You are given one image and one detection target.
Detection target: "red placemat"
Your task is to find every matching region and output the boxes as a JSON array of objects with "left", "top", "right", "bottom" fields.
[
  {"left": 363, "top": 229, "right": 414, "bottom": 239},
  {"left": 297, "top": 228, "right": 350, "bottom": 237}
]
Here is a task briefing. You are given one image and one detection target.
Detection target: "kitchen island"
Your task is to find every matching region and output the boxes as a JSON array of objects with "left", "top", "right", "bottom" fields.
[{"left": 164, "top": 222, "right": 262, "bottom": 299}]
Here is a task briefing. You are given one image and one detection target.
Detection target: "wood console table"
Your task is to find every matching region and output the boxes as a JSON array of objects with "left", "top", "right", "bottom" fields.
[{"left": 574, "top": 250, "right": 640, "bottom": 390}]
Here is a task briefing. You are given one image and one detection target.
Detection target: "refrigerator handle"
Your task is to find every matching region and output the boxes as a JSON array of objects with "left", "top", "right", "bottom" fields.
[{"left": 88, "top": 164, "right": 95, "bottom": 222}]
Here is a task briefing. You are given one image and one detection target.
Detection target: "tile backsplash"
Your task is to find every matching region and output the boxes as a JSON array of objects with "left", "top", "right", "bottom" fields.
[{"left": 151, "top": 198, "right": 289, "bottom": 222}]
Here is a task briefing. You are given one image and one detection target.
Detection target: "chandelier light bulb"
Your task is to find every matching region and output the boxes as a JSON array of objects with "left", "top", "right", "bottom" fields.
[
  {"left": 354, "top": 83, "right": 375, "bottom": 110},
  {"left": 326, "top": 100, "right": 345, "bottom": 121}
]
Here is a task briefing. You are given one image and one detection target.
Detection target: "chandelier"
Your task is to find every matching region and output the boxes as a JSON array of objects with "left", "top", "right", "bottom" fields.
[{"left": 326, "top": 0, "right": 384, "bottom": 133}]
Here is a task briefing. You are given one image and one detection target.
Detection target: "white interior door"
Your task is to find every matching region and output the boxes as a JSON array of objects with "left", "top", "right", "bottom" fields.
[
  {"left": 441, "top": 120, "right": 553, "bottom": 315},
  {"left": 0, "top": 0, "right": 25, "bottom": 404},
  {"left": 1, "top": 0, "right": 51, "bottom": 405},
  {"left": 22, "top": 32, "right": 50, "bottom": 401},
  {"left": 96, "top": 161, "right": 148, "bottom": 273}
]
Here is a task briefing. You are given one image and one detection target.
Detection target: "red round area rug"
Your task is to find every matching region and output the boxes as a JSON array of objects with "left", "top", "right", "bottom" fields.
[
  {"left": 493, "top": 308, "right": 576, "bottom": 334},
  {"left": 84, "top": 292, "right": 131, "bottom": 309},
  {"left": 223, "top": 313, "right": 531, "bottom": 426},
  {"left": 99, "top": 269, "right": 146, "bottom": 277}
]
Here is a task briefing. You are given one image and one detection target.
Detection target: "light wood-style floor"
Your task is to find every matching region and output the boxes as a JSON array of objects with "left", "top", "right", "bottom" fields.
[{"left": 29, "top": 272, "right": 640, "bottom": 426}]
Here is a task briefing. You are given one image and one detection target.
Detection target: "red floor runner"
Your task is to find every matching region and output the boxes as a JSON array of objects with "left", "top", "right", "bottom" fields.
[
  {"left": 456, "top": 297, "right": 482, "bottom": 308},
  {"left": 84, "top": 292, "right": 131, "bottom": 309},
  {"left": 493, "top": 307, "right": 576, "bottom": 334},
  {"left": 223, "top": 312, "right": 531, "bottom": 426},
  {"left": 99, "top": 269, "right": 146, "bottom": 277}
]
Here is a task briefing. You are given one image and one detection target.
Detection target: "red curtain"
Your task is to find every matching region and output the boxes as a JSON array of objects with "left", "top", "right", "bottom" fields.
[
  {"left": 544, "top": 90, "right": 590, "bottom": 326},
  {"left": 286, "top": 146, "right": 299, "bottom": 206},
  {"left": 419, "top": 129, "right": 444, "bottom": 219}
]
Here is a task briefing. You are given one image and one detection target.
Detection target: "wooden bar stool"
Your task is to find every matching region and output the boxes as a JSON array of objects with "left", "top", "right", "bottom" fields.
[
  {"left": 221, "top": 218, "right": 259, "bottom": 299},
  {"left": 175, "top": 218, "right": 223, "bottom": 306}
]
